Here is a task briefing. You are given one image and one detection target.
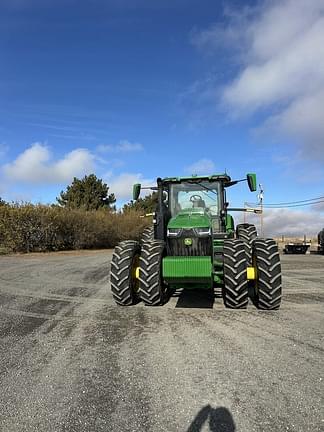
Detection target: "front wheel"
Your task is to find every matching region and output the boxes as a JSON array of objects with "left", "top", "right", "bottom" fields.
[
  {"left": 138, "top": 240, "right": 168, "bottom": 305},
  {"left": 252, "top": 239, "right": 282, "bottom": 310},
  {"left": 223, "top": 239, "right": 249, "bottom": 309},
  {"left": 110, "top": 240, "right": 141, "bottom": 306}
]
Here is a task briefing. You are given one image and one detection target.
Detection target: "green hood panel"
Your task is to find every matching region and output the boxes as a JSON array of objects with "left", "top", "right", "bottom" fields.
[{"left": 168, "top": 208, "right": 211, "bottom": 229}]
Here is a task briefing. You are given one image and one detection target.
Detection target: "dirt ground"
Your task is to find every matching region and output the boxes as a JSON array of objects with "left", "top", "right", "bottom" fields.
[{"left": 0, "top": 251, "right": 323, "bottom": 431}]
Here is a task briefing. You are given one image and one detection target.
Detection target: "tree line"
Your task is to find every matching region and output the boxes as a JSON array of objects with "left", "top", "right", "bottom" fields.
[{"left": 0, "top": 174, "right": 158, "bottom": 213}]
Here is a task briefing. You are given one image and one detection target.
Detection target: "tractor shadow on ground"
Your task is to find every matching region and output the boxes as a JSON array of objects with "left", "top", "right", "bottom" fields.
[
  {"left": 187, "top": 405, "right": 236, "bottom": 432},
  {"left": 172, "top": 288, "right": 222, "bottom": 309},
  {"left": 172, "top": 286, "right": 258, "bottom": 310}
]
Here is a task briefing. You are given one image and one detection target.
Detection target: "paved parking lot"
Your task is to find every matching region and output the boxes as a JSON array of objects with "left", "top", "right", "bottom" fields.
[{"left": 0, "top": 252, "right": 323, "bottom": 431}]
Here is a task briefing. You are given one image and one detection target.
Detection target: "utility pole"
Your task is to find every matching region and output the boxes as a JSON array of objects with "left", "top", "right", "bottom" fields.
[
  {"left": 243, "top": 201, "right": 248, "bottom": 223},
  {"left": 257, "top": 184, "right": 264, "bottom": 237}
]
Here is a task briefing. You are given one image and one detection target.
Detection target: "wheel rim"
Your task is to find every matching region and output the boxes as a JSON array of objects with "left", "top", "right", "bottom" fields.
[
  {"left": 252, "top": 253, "right": 259, "bottom": 296},
  {"left": 131, "top": 254, "right": 140, "bottom": 294}
]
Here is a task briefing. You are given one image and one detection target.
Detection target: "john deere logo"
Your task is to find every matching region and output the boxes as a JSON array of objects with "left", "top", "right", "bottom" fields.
[{"left": 184, "top": 238, "right": 192, "bottom": 246}]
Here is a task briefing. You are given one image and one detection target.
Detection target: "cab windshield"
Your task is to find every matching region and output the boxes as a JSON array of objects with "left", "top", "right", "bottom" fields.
[{"left": 169, "top": 181, "right": 219, "bottom": 217}]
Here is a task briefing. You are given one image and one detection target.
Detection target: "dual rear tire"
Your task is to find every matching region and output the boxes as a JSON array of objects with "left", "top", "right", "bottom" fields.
[
  {"left": 110, "top": 240, "right": 168, "bottom": 306},
  {"left": 223, "top": 238, "right": 282, "bottom": 310}
]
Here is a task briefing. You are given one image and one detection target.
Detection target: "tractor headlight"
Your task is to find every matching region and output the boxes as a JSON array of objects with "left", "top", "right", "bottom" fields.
[
  {"left": 167, "top": 228, "right": 183, "bottom": 237},
  {"left": 194, "top": 227, "right": 211, "bottom": 237}
]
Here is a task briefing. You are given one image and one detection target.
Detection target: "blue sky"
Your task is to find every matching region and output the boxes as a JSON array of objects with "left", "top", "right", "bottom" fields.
[{"left": 0, "top": 0, "right": 323, "bottom": 235}]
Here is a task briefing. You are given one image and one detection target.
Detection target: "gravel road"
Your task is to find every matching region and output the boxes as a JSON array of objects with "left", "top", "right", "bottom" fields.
[{"left": 0, "top": 251, "right": 323, "bottom": 432}]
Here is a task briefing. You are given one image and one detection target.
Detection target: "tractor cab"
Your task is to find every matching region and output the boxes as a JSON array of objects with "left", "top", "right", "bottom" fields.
[
  {"left": 168, "top": 179, "right": 219, "bottom": 216},
  {"left": 135, "top": 174, "right": 252, "bottom": 242}
]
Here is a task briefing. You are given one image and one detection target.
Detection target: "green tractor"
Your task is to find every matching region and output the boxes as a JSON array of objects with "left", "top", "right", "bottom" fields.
[{"left": 110, "top": 173, "right": 282, "bottom": 310}]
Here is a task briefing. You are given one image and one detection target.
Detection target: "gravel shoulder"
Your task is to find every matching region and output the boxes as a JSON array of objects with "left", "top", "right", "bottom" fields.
[{"left": 0, "top": 252, "right": 323, "bottom": 431}]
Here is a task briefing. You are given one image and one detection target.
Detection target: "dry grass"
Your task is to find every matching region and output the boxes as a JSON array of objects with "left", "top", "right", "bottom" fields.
[{"left": 0, "top": 204, "right": 149, "bottom": 254}]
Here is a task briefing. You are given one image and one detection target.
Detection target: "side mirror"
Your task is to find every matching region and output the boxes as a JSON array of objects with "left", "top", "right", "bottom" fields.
[
  {"left": 247, "top": 173, "right": 257, "bottom": 192},
  {"left": 133, "top": 183, "right": 141, "bottom": 200}
]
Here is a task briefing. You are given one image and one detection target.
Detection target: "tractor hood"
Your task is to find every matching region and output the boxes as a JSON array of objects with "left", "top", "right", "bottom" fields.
[{"left": 167, "top": 208, "right": 211, "bottom": 230}]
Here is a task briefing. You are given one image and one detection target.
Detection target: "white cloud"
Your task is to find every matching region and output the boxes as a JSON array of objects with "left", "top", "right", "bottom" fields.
[
  {"left": 185, "top": 158, "right": 215, "bottom": 175},
  {"left": 190, "top": 5, "right": 254, "bottom": 54},
  {"left": 106, "top": 172, "right": 155, "bottom": 200},
  {"left": 97, "top": 140, "right": 143, "bottom": 153},
  {"left": 242, "top": 207, "right": 324, "bottom": 237},
  {"left": 2, "top": 143, "right": 95, "bottom": 184},
  {"left": 192, "top": 0, "right": 324, "bottom": 161}
]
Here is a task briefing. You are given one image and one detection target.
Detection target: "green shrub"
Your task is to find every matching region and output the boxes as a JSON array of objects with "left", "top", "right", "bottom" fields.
[{"left": 0, "top": 204, "right": 149, "bottom": 253}]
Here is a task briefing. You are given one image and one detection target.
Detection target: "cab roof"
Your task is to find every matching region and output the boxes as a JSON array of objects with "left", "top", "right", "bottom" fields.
[{"left": 159, "top": 173, "right": 231, "bottom": 184}]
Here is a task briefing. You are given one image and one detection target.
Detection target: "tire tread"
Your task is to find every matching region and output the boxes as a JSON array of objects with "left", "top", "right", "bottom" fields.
[
  {"left": 110, "top": 240, "right": 140, "bottom": 306},
  {"left": 138, "top": 240, "right": 167, "bottom": 305},
  {"left": 253, "top": 238, "right": 282, "bottom": 310},
  {"left": 223, "top": 239, "right": 249, "bottom": 309}
]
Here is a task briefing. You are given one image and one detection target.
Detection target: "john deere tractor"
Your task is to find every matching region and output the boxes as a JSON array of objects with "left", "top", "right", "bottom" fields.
[{"left": 110, "top": 173, "right": 282, "bottom": 310}]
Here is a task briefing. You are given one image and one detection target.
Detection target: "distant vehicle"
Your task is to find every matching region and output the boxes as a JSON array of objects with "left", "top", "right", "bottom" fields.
[
  {"left": 283, "top": 243, "right": 310, "bottom": 254},
  {"left": 318, "top": 229, "right": 324, "bottom": 254}
]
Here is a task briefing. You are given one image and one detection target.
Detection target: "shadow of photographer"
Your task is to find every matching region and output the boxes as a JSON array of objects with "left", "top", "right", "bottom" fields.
[{"left": 187, "top": 405, "right": 235, "bottom": 432}]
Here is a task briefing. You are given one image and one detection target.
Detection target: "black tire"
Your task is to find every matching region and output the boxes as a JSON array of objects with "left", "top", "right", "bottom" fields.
[
  {"left": 223, "top": 239, "right": 249, "bottom": 309},
  {"left": 236, "top": 223, "right": 257, "bottom": 265},
  {"left": 252, "top": 239, "right": 282, "bottom": 310},
  {"left": 110, "top": 240, "right": 140, "bottom": 306},
  {"left": 141, "top": 226, "right": 154, "bottom": 243},
  {"left": 138, "top": 240, "right": 168, "bottom": 305}
]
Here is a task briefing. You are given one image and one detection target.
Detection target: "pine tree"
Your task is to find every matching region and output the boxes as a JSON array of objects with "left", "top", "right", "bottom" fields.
[{"left": 57, "top": 174, "right": 116, "bottom": 210}]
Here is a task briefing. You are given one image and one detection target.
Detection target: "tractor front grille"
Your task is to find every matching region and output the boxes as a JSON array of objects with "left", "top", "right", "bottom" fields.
[{"left": 168, "top": 231, "right": 212, "bottom": 257}]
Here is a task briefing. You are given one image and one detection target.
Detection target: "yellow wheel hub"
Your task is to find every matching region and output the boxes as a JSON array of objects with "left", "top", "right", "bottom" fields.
[
  {"left": 134, "top": 266, "right": 140, "bottom": 279},
  {"left": 247, "top": 266, "right": 257, "bottom": 280},
  {"left": 131, "top": 255, "right": 140, "bottom": 292}
]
